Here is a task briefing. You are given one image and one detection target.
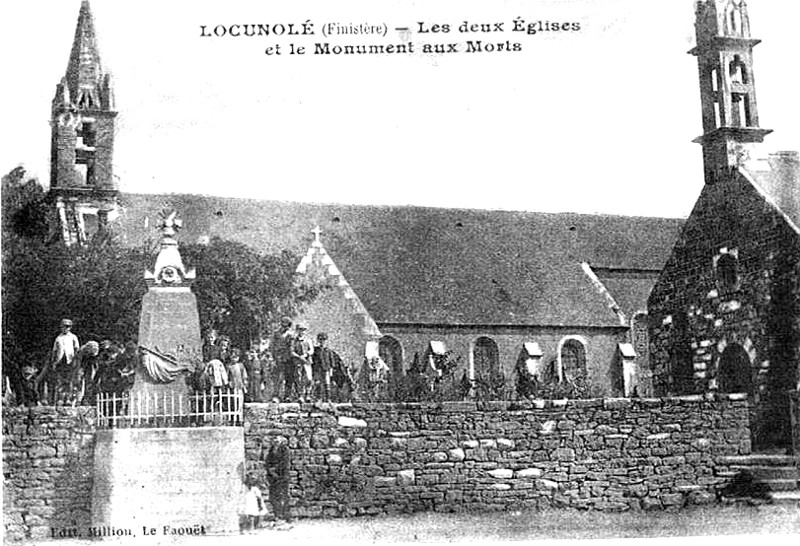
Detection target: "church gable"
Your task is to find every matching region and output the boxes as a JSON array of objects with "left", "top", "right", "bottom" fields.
[
  {"left": 648, "top": 168, "right": 800, "bottom": 445},
  {"left": 293, "top": 227, "right": 381, "bottom": 371}
]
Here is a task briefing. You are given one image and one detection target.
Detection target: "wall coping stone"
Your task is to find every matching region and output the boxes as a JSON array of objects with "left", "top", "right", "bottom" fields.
[
  {"left": 603, "top": 398, "right": 632, "bottom": 410},
  {"left": 3, "top": 393, "right": 751, "bottom": 425},
  {"left": 441, "top": 401, "right": 477, "bottom": 412},
  {"left": 665, "top": 395, "right": 705, "bottom": 403},
  {"left": 239, "top": 395, "right": 750, "bottom": 416}
]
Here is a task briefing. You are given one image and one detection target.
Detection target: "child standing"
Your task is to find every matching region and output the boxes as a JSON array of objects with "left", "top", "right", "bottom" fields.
[
  {"left": 243, "top": 476, "right": 264, "bottom": 532},
  {"left": 226, "top": 349, "right": 248, "bottom": 395}
]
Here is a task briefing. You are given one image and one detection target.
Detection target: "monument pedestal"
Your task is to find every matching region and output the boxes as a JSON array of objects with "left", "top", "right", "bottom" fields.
[
  {"left": 130, "top": 287, "right": 201, "bottom": 417},
  {"left": 92, "top": 427, "right": 244, "bottom": 535},
  {"left": 92, "top": 211, "right": 244, "bottom": 534}
]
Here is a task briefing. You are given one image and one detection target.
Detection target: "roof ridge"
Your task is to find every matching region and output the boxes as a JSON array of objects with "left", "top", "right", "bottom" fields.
[{"left": 119, "top": 192, "right": 686, "bottom": 222}]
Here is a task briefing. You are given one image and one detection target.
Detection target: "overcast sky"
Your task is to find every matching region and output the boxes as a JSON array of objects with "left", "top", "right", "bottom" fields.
[{"left": 1, "top": 0, "right": 798, "bottom": 218}]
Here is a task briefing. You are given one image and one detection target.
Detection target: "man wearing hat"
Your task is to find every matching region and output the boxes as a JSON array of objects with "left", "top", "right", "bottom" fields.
[
  {"left": 291, "top": 322, "right": 314, "bottom": 401},
  {"left": 271, "top": 317, "right": 296, "bottom": 401},
  {"left": 45, "top": 318, "right": 81, "bottom": 405},
  {"left": 312, "top": 333, "right": 339, "bottom": 402}
]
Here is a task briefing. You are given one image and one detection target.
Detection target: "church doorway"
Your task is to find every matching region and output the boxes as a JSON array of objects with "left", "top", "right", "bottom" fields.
[
  {"left": 716, "top": 342, "right": 788, "bottom": 452},
  {"left": 378, "top": 336, "right": 403, "bottom": 375},
  {"left": 718, "top": 344, "right": 752, "bottom": 395}
]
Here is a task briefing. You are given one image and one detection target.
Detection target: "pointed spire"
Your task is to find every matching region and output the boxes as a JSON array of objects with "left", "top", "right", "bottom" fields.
[{"left": 64, "top": 0, "right": 104, "bottom": 107}]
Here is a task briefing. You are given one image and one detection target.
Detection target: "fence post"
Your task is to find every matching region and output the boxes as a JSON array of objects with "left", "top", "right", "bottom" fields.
[{"left": 96, "top": 392, "right": 102, "bottom": 428}]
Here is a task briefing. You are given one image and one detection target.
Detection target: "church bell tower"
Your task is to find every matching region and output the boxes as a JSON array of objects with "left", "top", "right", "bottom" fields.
[
  {"left": 691, "top": 0, "right": 771, "bottom": 184},
  {"left": 50, "top": 0, "right": 119, "bottom": 245}
]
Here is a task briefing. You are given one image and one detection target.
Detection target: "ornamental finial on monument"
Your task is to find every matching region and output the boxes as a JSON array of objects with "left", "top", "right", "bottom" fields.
[
  {"left": 144, "top": 209, "right": 196, "bottom": 287},
  {"left": 158, "top": 209, "right": 183, "bottom": 243}
]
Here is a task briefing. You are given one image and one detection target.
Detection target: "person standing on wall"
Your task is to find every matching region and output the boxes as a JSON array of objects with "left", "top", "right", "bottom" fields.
[
  {"left": 44, "top": 318, "right": 81, "bottom": 405},
  {"left": 311, "top": 333, "right": 337, "bottom": 402},
  {"left": 271, "top": 318, "right": 296, "bottom": 402},
  {"left": 291, "top": 323, "right": 314, "bottom": 402}
]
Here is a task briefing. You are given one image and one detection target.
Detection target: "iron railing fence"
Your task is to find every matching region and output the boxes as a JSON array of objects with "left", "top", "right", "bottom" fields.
[{"left": 95, "top": 388, "right": 244, "bottom": 428}]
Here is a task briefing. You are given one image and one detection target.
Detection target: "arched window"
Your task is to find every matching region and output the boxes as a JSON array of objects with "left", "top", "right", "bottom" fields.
[
  {"left": 718, "top": 343, "right": 753, "bottom": 394},
  {"left": 378, "top": 336, "right": 403, "bottom": 375},
  {"left": 473, "top": 337, "right": 499, "bottom": 380},
  {"left": 558, "top": 337, "right": 586, "bottom": 383},
  {"left": 729, "top": 55, "right": 748, "bottom": 84},
  {"left": 716, "top": 252, "right": 740, "bottom": 293}
]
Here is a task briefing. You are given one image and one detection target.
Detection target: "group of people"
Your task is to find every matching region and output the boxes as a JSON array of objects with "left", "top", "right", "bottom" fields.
[
  {"left": 3, "top": 316, "right": 403, "bottom": 408},
  {"left": 4, "top": 318, "right": 135, "bottom": 407},
  {"left": 270, "top": 318, "right": 356, "bottom": 403},
  {"left": 192, "top": 319, "right": 356, "bottom": 404},
  {"left": 192, "top": 331, "right": 254, "bottom": 400}
]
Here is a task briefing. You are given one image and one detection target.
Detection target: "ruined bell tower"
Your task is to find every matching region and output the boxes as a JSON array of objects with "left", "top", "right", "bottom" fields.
[
  {"left": 49, "top": 0, "right": 119, "bottom": 245},
  {"left": 691, "top": 0, "right": 772, "bottom": 184}
]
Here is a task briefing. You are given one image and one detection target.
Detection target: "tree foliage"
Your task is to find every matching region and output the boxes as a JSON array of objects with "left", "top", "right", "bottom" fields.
[
  {"left": 182, "top": 237, "right": 316, "bottom": 349},
  {"left": 2, "top": 168, "right": 312, "bottom": 387}
]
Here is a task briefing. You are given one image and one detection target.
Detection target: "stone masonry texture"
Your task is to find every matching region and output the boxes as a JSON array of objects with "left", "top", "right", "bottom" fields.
[
  {"left": 243, "top": 396, "right": 751, "bottom": 517},
  {"left": 2, "top": 406, "right": 97, "bottom": 541},
  {"left": 648, "top": 170, "right": 800, "bottom": 449},
  {"left": 2, "top": 396, "right": 751, "bottom": 540}
]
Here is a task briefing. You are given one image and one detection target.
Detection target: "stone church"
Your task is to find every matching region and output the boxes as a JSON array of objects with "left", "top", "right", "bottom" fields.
[
  {"left": 648, "top": 0, "right": 800, "bottom": 452},
  {"left": 45, "top": 1, "right": 685, "bottom": 398}
]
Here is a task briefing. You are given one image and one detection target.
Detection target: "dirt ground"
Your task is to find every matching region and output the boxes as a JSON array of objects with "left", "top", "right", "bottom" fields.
[{"left": 17, "top": 504, "right": 800, "bottom": 545}]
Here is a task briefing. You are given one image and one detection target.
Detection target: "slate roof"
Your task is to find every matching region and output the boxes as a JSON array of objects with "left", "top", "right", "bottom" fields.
[
  {"left": 593, "top": 275, "right": 659, "bottom": 318},
  {"left": 113, "top": 193, "right": 683, "bottom": 328}
]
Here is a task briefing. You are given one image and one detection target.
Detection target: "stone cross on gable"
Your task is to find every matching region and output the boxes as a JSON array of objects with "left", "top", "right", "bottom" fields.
[{"left": 311, "top": 225, "right": 323, "bottom": 247}]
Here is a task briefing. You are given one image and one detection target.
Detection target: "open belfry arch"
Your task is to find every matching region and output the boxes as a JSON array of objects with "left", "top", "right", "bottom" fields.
[
  {"left": 691, "top": 0, "right": 771, "bottom": 184},
  {"left": 49, "top": 0, "right": 119, "bottom": 246}
]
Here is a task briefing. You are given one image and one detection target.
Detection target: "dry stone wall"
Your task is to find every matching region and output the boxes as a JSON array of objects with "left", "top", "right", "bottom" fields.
[
  {"left": 2, "top": 406, "right": 97, "bottom": 541},
  {"left": 1, "top": 396, "right": 753, "bottom": 540},
  {"left": 244, "top": 395, "right": 751, "bottom": 517}
]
